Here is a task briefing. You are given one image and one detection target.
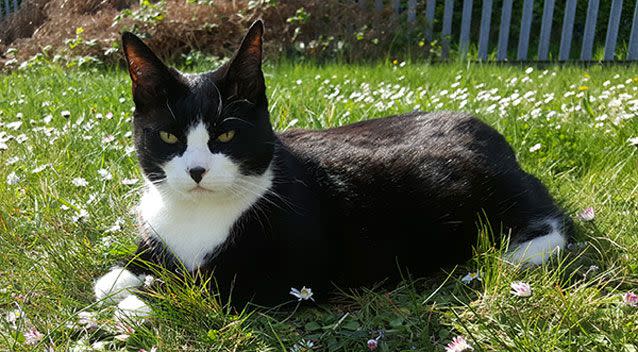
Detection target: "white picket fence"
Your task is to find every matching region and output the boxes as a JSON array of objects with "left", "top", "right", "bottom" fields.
[
  {"left": 1, "top": 0, "right": 20, "bottom": 18},
  {"left": 359, "top": 0, "right": 638, "bottom": 61}
]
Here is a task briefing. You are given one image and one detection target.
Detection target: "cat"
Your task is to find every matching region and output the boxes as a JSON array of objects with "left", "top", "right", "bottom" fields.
[{"left": 94, "top": 20, "right": 573, "bottom": 309}]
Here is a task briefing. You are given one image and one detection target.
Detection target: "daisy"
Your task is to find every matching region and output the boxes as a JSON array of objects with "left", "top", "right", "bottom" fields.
[
  {"left": 6, "top": 172, "right": 20, "bottom": 185},
  {"left": 24, "top": 327, "right": 44, "bottom": 345},
  {"left": 290, "top": 286, "right": 314, "bottom": 301},
  {"left": 578, "top": 207, "right": 595, "bottom": 221},
  {"left": 91, "top": 341, "right": 107, "bottom": 350},
  {"left": 6, "top": 121, "right": 22, "bottom": 130},
  {"left": 445, "top": 336, "right": 473, "bottom": 352},
  {"left": 461, "top": 272, "right": 481, "bottom": 284},
  {"left": 31, "top": 164, "right": 50, "bottom": 174},
  {"left": 528, "top": 143, "right": 541, "bottom": 152},
  {"left": 138, "top": 347, "right": 158, "bottom": 352},
  {"left": 72, "top": 177, "right": 88, "bottom": 187},
  {"left": 97, "top": 169, "right": 113, "bottom": 181},
  {"left": 623, "top": 292, "right": 638, "bottom": 307},
  {"left": 510, "top": 281, "right": 532, "bottom": 297},
  {"left": 290, "top": 339, "right": 314, "bottom": 352},
  {"left": 72, "top": 209, "right": 89, "bottom": 222},
  {"left": 77, "top": 311, "right": 98, "bottom": 329},
  {"left": 121, "top": 178, "right": 138, "bottom": 186},
  {"left": 6, "top": 308, "right": 25, "bottom": 326},
  {"left": 367, "top": 339, "right": 378, "bottom": 351},
  {"left": 101, "top": 135, "right": 116, "bottom": 144}
]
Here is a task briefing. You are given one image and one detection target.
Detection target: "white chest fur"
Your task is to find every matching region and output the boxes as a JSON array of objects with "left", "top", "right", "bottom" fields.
[{"left": 138, "top": 168, "right": 273, "bottom": 271}]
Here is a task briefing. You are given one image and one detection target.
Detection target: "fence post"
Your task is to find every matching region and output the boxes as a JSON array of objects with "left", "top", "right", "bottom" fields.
[
  {"left": 375, "top": 0, "right": 383, "bottom": 12},
  {"left": 559, "top": 0, "right": 577, "bottom": 61},
  {"left": 425, "top": 0, "right": 436, "bottom": 42},
  {"left": 442, "top": 0, "right": 455, "bottom": 59},
  {"left": 580, "top": 0, "right": 600, "bottom": 61},
  {"left": 497, "top": 0, "right": 513, "bottom": 61},
  {"left": 538, "top": 0, "right": 555, "bottom": 60},
  {"left": 628, "top": 0, "right": 638, "bottom": 60},
  {"left": 478, "top": 0, "right": 493, "bottom": 61},
  {"left": 459, "top": 0, "right": 473, "bottom": 59},
  {"left": 604, "top": 0, "right": 623, "bottom": 61},
  {"left": 4, "top": 0, "right": 10, "bottom": 17},
  {"left": 392, "top": 0, "right": 400, "bottom": 14},
  {"left": 408, "top": 0, "right": 417, "bottom": 23},
  {"left": 517, "top": 0, "right": 534, "bottom": 60}
]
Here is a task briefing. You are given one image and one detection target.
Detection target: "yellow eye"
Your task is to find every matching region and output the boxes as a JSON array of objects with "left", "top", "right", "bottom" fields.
[
  {"left": 159, "top": 131, "right": 178, "bottom": 144},
  {"left": 217, "top": 130, "right": 235, "bottom": 143}
]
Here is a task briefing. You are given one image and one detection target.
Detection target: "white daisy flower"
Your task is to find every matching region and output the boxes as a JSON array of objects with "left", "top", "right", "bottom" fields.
[
  {"left": 31, "top": 164, "right": 50, "bottom": 174},
  {"left": 101, "top": 135, "right": 116, "bottom": 144},
  {"left": 578, "top": 207, "right": 595, "bottom": 221},
  {"left": 445, "top": 336, "right": 473, "bottom": 352},
  {"left": 3, "top": 157, "right": 18, "bottom": 166},
  {"left": 72, "top": 209, "right": 89, "bottom": 222},
  {"left": 528, "top": 143, "right": 541, "bottom": 153},
  {"left": 72, "top": 177, "right": 88, "bottom": 187},
  {"left": 121, "top": 178, "right": 138, "bottom": 186},
  {"left": 24, "top": 327, "right": 44, "bottom": 345},
  {"left": 77, "top": 311, "right": 98, "bottom": 329},
  {"left": 510, "top": 281, "right": 532, "bottom": 297},
  {"left": 290, "top": 286, "right": 314, "bottom": 301},
  {"left": 97, "top": 169, "right": 113, "bottom": 181},
  {"left": 6, "top": 121, "right": 22, "bottom": 130},
  {"left": 461, "top": 272, "right": 481, "bottom": 284},
  {"left": 6, "top": 172, "right": 20, "bottom": 185}
]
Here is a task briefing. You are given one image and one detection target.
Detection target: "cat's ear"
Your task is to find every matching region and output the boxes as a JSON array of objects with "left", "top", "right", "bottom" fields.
[
  {"left": 222, "top": 20, "right": 266, "bottom": 103},
  {"left": 122, "top": 32, "right": 184, "bottom": 110}
]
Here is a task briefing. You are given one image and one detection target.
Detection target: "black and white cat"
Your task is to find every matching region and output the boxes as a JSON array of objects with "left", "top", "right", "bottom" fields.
[{"left": 95, "top": 21, "right": 573, "bottom": 308}]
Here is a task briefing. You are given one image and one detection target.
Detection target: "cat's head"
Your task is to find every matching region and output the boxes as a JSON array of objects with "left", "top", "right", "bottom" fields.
[{"left": 122, "top": 21, "right": 275, "bottom": 201}]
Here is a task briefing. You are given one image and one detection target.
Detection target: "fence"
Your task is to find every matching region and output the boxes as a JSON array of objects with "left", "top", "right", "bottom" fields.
[
  {"left": 1, "top": 0, "right": 20, "bottom": 19},
  {"left": 359, "top": 0, "right": 638, "bottom": 62}
]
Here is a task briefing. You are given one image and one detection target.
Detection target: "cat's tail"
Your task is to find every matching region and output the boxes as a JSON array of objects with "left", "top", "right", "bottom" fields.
[{"left": 505, "top": 215, "right": 573, "bottom": 265}]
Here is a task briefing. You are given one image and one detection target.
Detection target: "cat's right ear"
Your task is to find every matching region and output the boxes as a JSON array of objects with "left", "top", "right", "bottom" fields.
[{"left": 122, "top": 32, "right": 183, "bottom": 110}]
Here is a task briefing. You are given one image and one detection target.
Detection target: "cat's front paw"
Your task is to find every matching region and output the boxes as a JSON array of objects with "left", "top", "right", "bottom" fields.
[
  {"left": 115, "top": 294, "right": 152, "bottom": 321},
  {"left": 94, "top": 267, "right": 143, "bottom": 303}
]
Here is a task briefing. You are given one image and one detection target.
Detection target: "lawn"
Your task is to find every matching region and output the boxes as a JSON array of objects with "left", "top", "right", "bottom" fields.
[{"left": 1, "top": 61, "right": 637, "bottom": 351}]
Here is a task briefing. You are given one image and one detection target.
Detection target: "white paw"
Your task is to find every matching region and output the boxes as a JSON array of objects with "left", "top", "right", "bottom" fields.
[
  {"left": 115, "top": 294, "right": 152, "bottom": 321},
  {"left": 94, "top": 267, "right": 143, "bottom": 303}
]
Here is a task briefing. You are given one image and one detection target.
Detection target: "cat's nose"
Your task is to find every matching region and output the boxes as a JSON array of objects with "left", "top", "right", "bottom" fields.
[{"left": 188, "top": 167, "right": 207, "bottom": 183}]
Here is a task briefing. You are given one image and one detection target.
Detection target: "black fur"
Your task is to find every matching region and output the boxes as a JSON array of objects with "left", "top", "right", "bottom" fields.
[{"left": 121, "top": 21, "right": 572, "bottom": 308}]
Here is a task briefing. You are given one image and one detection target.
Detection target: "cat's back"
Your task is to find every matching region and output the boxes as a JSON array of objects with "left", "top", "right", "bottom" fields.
[{"left": 279, "top": 111, "right": 518, "bottom": 176}]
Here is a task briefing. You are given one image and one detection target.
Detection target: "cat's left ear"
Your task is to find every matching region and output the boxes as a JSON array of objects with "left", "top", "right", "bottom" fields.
[
  {"left": 222, "top": 20, "right": 266, "bottom": 103},
  {"left": 122, "top": 32, "right": 185, "bottom": 111}
]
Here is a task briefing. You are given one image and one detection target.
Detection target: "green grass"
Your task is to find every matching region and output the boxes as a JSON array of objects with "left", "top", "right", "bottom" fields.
[{"left": 1, "top": 61, "right": 637, "bottom": 351}]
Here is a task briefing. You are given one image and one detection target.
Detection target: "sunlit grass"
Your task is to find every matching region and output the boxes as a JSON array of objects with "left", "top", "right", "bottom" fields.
[{"left": 0, "top": 62, "right": 637, "bottom": 351}]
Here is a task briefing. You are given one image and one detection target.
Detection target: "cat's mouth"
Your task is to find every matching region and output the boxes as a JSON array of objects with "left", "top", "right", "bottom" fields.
[{"left": 190, "top": 185, "right": 213, "bottom": 193}]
